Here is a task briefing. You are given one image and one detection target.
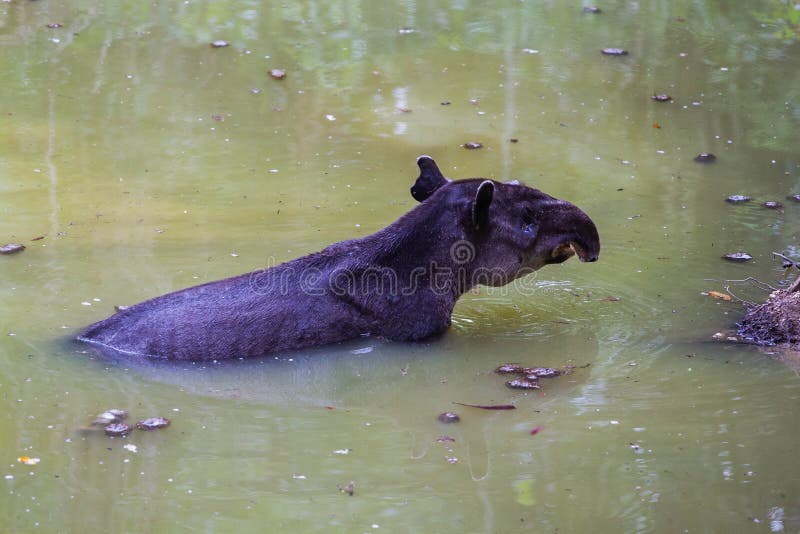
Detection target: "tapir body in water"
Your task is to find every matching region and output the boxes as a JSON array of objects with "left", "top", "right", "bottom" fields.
[{"left": 78, "top": 156, "right": 600, "bottom": 360}]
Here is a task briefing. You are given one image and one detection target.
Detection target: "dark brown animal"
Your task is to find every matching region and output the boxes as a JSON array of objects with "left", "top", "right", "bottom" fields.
[{"left": 78, "top": 156, "right": 600, "bottom": 360}]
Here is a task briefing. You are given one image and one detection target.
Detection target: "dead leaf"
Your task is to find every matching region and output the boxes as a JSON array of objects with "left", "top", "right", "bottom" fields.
[{"left": 705, "top": 291, "right": 732, "bottom": 301}]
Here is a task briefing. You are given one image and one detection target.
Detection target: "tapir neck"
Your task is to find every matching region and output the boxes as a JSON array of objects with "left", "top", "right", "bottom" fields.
[{"left": 352, "top": 195, "right": 474, "bottom": 300}]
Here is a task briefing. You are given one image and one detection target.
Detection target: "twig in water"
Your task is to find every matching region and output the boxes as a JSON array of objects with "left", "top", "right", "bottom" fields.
[
  {"left": 452, "top": 402, "right": 516, "bottom": 410},
  {"left": 788, "top": 274, "right": 800, "bottom": 294},
  {"left": 772, "top": 252, "right": 800, "bottom": 269},
  {"left": 722, "top": 285, "right": 754, "bottom": 306},
  {"left": 703, "top": 277, "right": 778, "bottom": 293}
]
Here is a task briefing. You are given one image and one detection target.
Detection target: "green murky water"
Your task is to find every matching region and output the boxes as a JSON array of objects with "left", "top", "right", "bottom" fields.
[{"left": 2, "top": 1, "right": 800, "bottom": 531}]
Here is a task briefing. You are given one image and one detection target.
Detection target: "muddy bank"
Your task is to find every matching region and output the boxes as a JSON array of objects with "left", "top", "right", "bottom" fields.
[{"left": 738, "top": 276, "right": 800, "bottom": 349}]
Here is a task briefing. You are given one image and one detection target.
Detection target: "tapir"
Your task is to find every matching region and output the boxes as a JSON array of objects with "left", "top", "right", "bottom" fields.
[{"left": 78, "top": 156, "right": 600, "bottom": 360}]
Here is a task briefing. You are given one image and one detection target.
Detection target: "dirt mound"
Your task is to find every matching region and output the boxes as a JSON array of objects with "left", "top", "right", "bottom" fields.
[{"left": 738, "top": 276, "right": 800, "bottom": 348}]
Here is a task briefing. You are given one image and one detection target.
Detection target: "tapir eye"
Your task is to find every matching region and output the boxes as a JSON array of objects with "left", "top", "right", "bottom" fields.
[{"left": 521, "top": 210, "right": 536, "bottom": 234}]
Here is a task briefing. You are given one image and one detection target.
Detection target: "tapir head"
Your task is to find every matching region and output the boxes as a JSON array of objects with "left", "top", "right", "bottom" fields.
[{"left": 411, "top": 156, "right": 600, "bottom": 284}]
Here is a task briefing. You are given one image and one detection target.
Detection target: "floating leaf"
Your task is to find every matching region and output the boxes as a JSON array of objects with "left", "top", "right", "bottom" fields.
[
  {"left": 694, "top": 152, "right": 717, "bottom": 163},
  {"left": 506, "top": 378, "right": 541, "bottom": 390},
  {"left": 495, "top": 363, "right": 524, "bottom": 374},
  {"left": 514, "top": 479, "right": 537, "bottom": 507},
  {"left": 524, "top": 367, "right": 562, "bottom": 378},
  {"left": 92, "top": 409, "right": 128, "bottom": 426},
  {"left": 437, "top": 412, "right": 460, "bottom": 424},
  {"left": 1, "top": 243, "right": 25, "bottom": 255},
  {"left": 105, "top": 423, "right": 131, "bottom": 437},
  {"left": 722, "top": 252, "right": 752, "bottom": 262},
  {"left": 135, "top": 417, "right": 170, "bottom": 430}
]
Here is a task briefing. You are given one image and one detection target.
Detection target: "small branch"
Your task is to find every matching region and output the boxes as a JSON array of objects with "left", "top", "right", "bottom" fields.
[
  {"left": 789, "top": 274, "right": 800, "bottom": 294},
  {"left": 722, "top": 285, "right": 754, "bottom": 306},
  {"left": 703, "top": 277, "right": 779, "bottom": 292},
  {"left": 772, "top": 252, "right": 800, "bottom": 269}
]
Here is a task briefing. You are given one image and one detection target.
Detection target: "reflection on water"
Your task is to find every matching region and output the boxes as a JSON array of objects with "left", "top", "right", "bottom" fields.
[{"left": 2, "top": 0, "right": 800, "bottom": 531}]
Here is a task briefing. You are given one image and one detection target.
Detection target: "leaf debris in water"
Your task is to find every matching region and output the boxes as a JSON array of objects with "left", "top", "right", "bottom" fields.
[{"left": 337, "top": 481, "right": 354, "bottom": 496}]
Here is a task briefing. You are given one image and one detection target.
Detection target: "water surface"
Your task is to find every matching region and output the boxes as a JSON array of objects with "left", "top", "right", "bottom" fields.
[{"left": 2, "top": 1, "right": 800, "bottom": 532}]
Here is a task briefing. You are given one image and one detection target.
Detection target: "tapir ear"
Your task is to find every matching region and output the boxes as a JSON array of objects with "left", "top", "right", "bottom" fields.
[
  {"left": 472, "top": 180, "right": 494, "bottom": 229},
  {"left": 411, "top": 155, "right": 449, "bottom": 202}
]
